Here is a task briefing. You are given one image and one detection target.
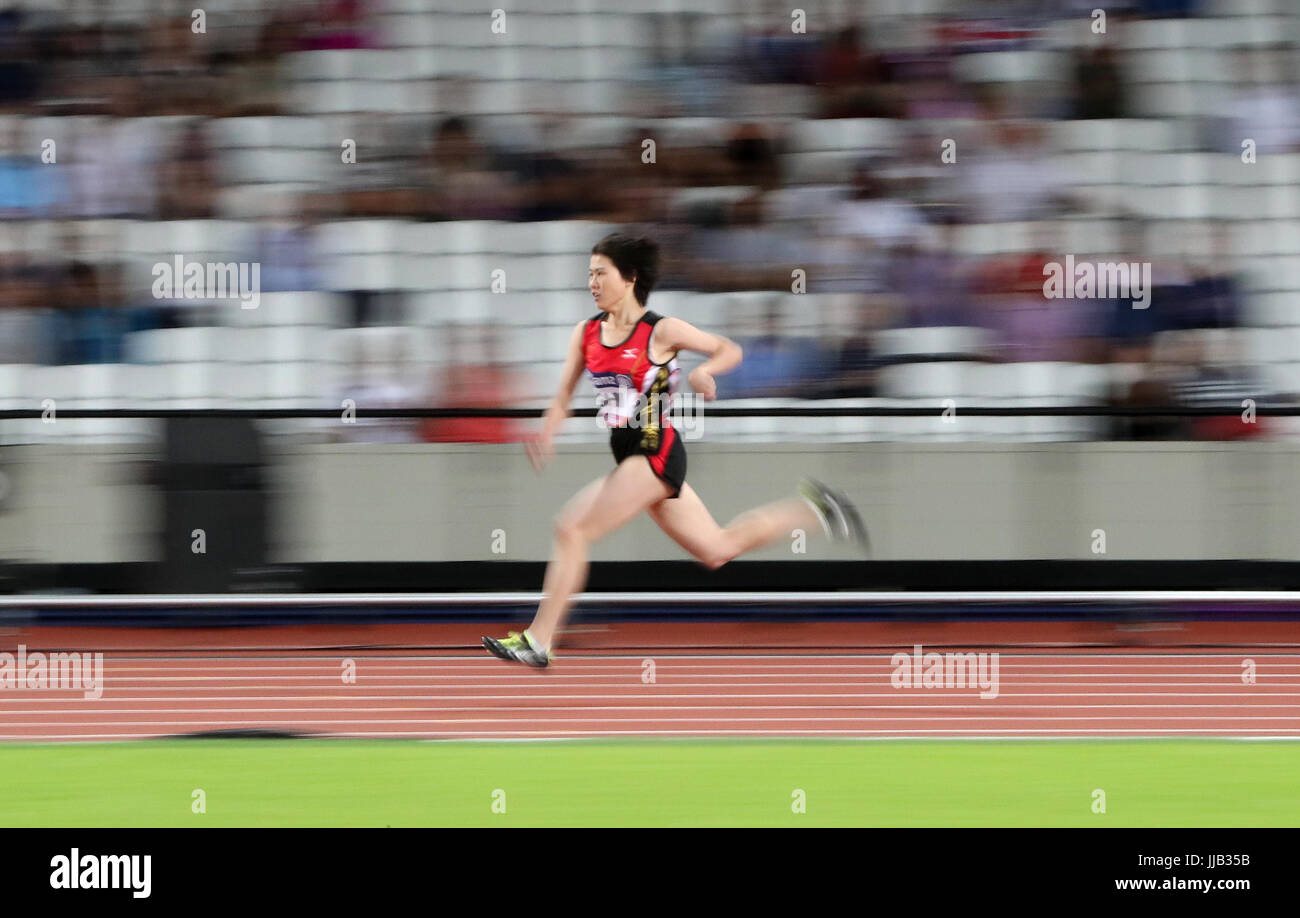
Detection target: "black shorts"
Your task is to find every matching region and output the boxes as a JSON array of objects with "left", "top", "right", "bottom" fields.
[{"left": 609, "top": 425, "right": 686, "bottom": 499}]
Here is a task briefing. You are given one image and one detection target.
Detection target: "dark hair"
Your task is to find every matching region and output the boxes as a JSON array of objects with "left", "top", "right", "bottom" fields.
[{"left": 591, "top": 233, "right": 659, "bottom": 306}]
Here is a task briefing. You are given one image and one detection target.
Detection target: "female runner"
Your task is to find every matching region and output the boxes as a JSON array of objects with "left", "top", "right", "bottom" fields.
[{"left": 483, "top": 234, "right": 867, "bottom": 666}]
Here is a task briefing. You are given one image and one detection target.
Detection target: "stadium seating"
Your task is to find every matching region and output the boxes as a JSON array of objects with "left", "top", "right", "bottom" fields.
[{"left": 7, "top": 2, "right": 1300, "bottom": 445}]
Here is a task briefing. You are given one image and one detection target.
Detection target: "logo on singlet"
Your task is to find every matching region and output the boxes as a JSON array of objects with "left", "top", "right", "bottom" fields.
[
  {"left": 621, "top": 348, "right": 639, "bottom": 359},
  {"left": 590, "top": 372, "right": 636, "bottom": 428}
]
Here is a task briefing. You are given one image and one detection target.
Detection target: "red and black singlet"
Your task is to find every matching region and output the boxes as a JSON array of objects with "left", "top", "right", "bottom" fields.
[{"left": 583, "top": 310, "right": 681, "bottom": 444}]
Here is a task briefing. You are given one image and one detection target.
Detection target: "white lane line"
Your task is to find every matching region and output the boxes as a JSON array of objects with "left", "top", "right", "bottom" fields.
[
  {"left": 6, "top": 703, "right": 1300, "bottom": 715},
  {"left": 8, "top": 715, "right": 1300, "bottom": 726},
  {"left": 86, "top": 667, "right": 1300, "bottom": 677},
  {"left": 59, "top": 680, "right": 1300, "bottom": 689},
  {"left": 3, "top": 691, "right": 1295, "bottom": 703},
  {"left": 83, "top": 653, "right": 1300, "bottom": 664},
  {"left": 3, "top": 729, "right": 1300, "bottom": 740}
]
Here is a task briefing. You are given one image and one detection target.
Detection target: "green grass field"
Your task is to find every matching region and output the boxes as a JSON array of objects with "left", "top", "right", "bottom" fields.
[{"left": 1, "top": 738, "right": 1297, "bottom": 827}]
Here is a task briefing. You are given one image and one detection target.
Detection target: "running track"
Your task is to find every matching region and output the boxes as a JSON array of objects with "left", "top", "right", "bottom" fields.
[{"left": 2, "top": 621, "right": 1298, "bottom": 740}]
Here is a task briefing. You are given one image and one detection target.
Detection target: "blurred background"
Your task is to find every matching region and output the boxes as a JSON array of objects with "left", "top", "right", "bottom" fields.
[{"left": 1, "top": 0, "right": 1299, "bottom": 581}]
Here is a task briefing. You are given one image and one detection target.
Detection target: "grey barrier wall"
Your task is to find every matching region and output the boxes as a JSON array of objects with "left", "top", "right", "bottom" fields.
[{"left": 1, "top": 440, "right": 1296, "bottom": 564}]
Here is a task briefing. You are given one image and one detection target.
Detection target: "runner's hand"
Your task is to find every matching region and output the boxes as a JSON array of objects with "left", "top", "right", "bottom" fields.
[
  {"left": 525, "top": 431, "right": 555, "bottom": 472},
  {"left": 689, "top": 368, "right": 717, "bottom": 401}
]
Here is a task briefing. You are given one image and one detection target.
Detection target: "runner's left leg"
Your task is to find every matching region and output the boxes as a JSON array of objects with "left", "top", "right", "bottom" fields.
[{"left": 526, "top": 456, "right": 673, "bottom": 650}]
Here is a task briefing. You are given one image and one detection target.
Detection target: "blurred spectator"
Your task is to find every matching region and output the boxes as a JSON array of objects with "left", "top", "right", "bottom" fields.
[
  {"left": 886, "top": 218, "right": 975, "bottom": 328},
  {"left": 833, "top": 158, "right": 926, "bottom": 249},
  {"left": 795, "top": 224, "right": 884, "bottom": 294},
  {"left": 640, "top": 12, "right": 736, "bottom": 118},
  {"left": 964, "top": 118, "right": 1076, "bottom": 223},
  {"left": 820, "top": 295, "right": 893, "bottom": 398},
  {"left": 0, "top": 119, "right": 58, "bottom": 218},
  {"left": 139, "top": 15, "right": 222, "bottom": 116},
  {"left": 715, "top": 297, "right": 826, "bottom": 398},
  {"left": 736, "top": 22, "right": 814, "bottom": 85},
  {"left": 581, "top": 124, "right": 680, "bottom": 224},
  {"left": 62, "top": 80, "right": 162, "bottom": 218},
  {"left": 212, "top": 7, "right": 301, "bottom": 117},
  {"left": 1071, "top": 46, "right": 1126, "bottom": 120},
  {"left": 894, "top": 43, "right": 979, "bottom": 121},
  {"left": 300, "top": 0, "right": 372, "bottom": 52},
  {"left": 723, "top": 123, "right": 782, "bottom": 192},
  {"left": 0, "top": 7, "right": 40, "bottom": 110},
  {"left": 1172, "top": 330, "right": 1271, "bottom": 440},
  {"left": 972, "top": 222, "right": 1106, "bottom": 363},
  {"left": 343, "top": 290, "right": 405, "bottom": 327},
  {"left": 39, "top": 17, "right": 117, "bottom": 114},
  {"left": 512, "top": 118, "right": 587, "bottom": 222},
  {"left": 1176, "top": 222, "right": 1243, "bottom": 331},
  {"left": 643, "top": 220, "right": 696, "bottom": 291},
  {"left": 829, "top": 158, "right": 925, "bottom": 296},
  {"left": 0, "top": 254, "right": 54, "bottom": 364},
  {"left": 331, "top": 334, "right": 421, "bottom": 443},
  {"left": 815, "top": 25, "right": 897, "bottom": 118},
  {"left": 243, "top": 193, "right": 323, "bottom": 293},
  {"left": 156, "top": 122, "right": 217, "bottom": 220},
  {"left": 879, "top": 127, "right": 961, "bottom": 209},
  {"left": 426, "top": 116, "right": 521, "bottom": 220},
  {"left": 1219, "top": 46, "right": 1300, "bottom": 155},
  {"left": 1112, "top": 327, "right": 1261, "bottom": 441},
  {"left": 47, "top": 261, "right": 130, "bottom": 365},
  {"left": 1097, "top": 217, "right": 1228, "bottom": 439},
  {"left": 819, "top": 25, "right": 882, "bottom": 85},
  {"left": 685, "top": 191, "right": 816, "bottom": 292},
  {"left": 1099, "top": 215, "right": 1187, "bottom": 345},
  {"left": 1109, "top": 336, "right": 1185, "bottom": 440},
  {"left": 1139, "top": 0, "right": 1202, "bottom": 17},
  {"left": 340, "top": 113, "right": 427, "bottom": 218},
  {"left": 422, "top": 325, "right": 520, "bottom": 443}
]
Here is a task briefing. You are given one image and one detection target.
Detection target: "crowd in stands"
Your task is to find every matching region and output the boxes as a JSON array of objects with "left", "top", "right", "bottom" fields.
[{"left": 0, "top": 0, "right": 1295, "bottom": 441}]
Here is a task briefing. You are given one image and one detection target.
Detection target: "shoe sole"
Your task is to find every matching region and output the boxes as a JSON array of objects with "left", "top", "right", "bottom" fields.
[
  {"left": 799, "top": 479, "right": 834, "bottom": 538},
  {"left": 808, "top": 478, "right": 850, "bottom": 539},
  {"left": 839, "top": 498, "right": 870, "bottom": 553},
  {"left": 482, "top": 636, "right": 550, "bottom": 668},
  {"left": 811, "top": 479, "right": 871, "bottom": 555}
]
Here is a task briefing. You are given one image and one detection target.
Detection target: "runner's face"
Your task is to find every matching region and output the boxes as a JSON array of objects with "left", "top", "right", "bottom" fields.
[{"left": 589, "top": 255, "right": 635, "bottom": 310}]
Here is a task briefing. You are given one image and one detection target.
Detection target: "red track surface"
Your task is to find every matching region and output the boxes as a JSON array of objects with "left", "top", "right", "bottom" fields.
[{"left": 2, "top": 621, "right": 1298, "bottom": 740}]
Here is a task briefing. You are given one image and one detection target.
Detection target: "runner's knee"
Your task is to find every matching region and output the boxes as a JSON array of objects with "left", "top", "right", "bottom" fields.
[{"left": 554, "top": 516, "right": 588, "bottom": 546}]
